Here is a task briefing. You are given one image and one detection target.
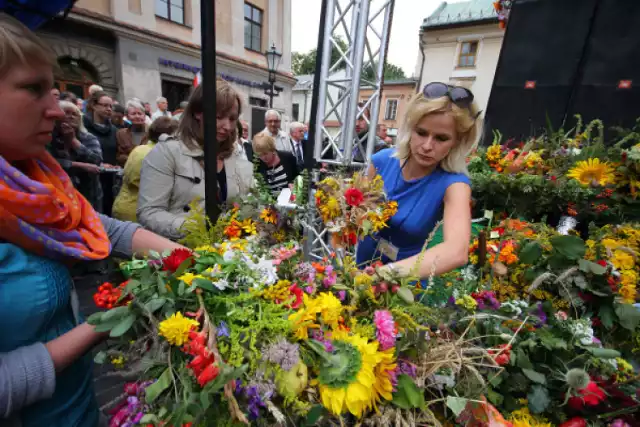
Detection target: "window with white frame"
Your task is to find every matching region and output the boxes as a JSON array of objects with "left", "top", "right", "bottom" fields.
[
  {"left": 457, "top": 41, "right": 479, "bottom": 67},
  {"left": 156, "top": 0, "right": 185, "bottom": 25},
  {"left": 384, "top": 99, "right": 398, "bottom": 121}
]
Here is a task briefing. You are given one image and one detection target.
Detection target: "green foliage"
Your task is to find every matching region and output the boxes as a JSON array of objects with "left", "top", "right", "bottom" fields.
[
  {"left": 292, "top": 37, "right": 349, "bottom": 75},
  {"left": 362, "top": 61, "right": 407, "bottom": 82},
  {"left": 392, "top": 374, "right": 425, "bottom": 410}
]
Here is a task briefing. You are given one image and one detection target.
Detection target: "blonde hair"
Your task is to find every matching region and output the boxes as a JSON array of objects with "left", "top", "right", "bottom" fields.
[
  {"left": 393, "top": 94, "right": 481, "bottom": 175},
  {"left": 59, "top": 100, "right": 88, "bottom": 134},
  {"left": 252, "top": 132, "right": 276, "bottom": 155},
  {"left": 178, "top": 79, "right": 242, "bottom": 158},
  {"left": 0, "top": 13, "right": 56, "bottom": 78}
]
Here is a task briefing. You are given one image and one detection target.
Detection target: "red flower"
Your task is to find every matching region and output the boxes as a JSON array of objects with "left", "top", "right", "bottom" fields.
[
  {"left": 288, "top": 284, "right": 304, "bottom": 309},
  {"left": 559, "top": 417, "right": 587, "bottom": 427},
  {"left": 196, "top": 363, "right": 220, "bottom": 387},
  {"left": 568, "top": 381, "right": 606, "bottom": 410},
  {"left": 344, "top": 187, "right": 364, "bottom": 207},
  {"left": 343, "top": 231, "right": 357, "bottom": 246},
  {"left": 597, "top": 260, "right": 607, "bottom": 267},
  {"left": 162, "top": 248, "right": 194, "bottom": 272}
]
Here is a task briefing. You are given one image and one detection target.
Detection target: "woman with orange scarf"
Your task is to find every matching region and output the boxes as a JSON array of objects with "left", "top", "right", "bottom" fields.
[{"left": 0, "top": 14, "right": 184, "bottom": 427}]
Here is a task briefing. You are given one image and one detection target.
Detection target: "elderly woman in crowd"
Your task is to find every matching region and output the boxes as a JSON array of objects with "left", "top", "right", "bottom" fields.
[
  {"left": 138, "top": 80, "right": 254, "bottom": 240},
  {"left": 116, "top": 100, "right": 148, "bottom": 167},
  {"left": 113, "top": 116, "right": 177, "bottom": 222},
  {"left": 357, "top": 82, "right": 481, "bottom": 280},
  {"left": 0, "top": 14, "right": 184, "bottom": 427},
  {"left": 48, "top": 100, "right": 103, "bottom": 212},
  {"left": 252, "top": 132, "right": 299, "bottom": 195}
]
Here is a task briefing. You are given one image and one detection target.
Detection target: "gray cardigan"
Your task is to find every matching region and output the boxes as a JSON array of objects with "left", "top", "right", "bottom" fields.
[{"left": 0, "top": 215, "right": 140, "bottom": 422}]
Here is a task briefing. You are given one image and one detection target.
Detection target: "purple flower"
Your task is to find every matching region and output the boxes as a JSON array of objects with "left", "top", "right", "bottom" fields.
[
  {"left": 245, "top": 385, "right": 266, "bottom": 420},
  {"left": 533, "top": 302, "right": 547, "bottom": 326},
  {"left": 264, "top": 338, "right": 300, "bottom": 371},
  {"left": 398, "top": 359, "right": 418, "bottom": 378},
  {"left": 132, "top": 412, "right": 144, "bottom": 423},
  {"left": 304, "top": 285, "right": 314, "bottom": 294},
  {"left": 217, "top": 321, "right": 230, "bottom": 337},
  {"left": 337, "top": 290, "right": 346, "bottom": 301}
]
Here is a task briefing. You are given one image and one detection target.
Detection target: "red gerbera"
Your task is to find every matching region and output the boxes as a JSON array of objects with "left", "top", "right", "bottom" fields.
[
  {"left": 288, "top": 284, "right": 304, "bottom": 309},
  {"left": 568, "top": 381, "right": 606, "bottom": 410},
  {"left": 162, "top": 248, "right": 194, "bottom": 272},
  {"left": 344, "top": 187, "right": 364, "bottom": 207}
]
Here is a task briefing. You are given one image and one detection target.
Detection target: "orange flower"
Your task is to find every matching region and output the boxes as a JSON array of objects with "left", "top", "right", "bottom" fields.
[{"left": 224, "top": 220, "right": 243, "bottom": 239}]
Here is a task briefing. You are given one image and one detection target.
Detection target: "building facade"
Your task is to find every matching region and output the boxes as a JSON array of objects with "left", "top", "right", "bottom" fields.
[
  {"left": 40, "top": 0, "right": 295, "bottom": 134},
  {"left": 415, "top": 0, "right": 504, "bottom": 114},
  {"left": 359, "top": 79, "right": 417, "bottom": 139}
]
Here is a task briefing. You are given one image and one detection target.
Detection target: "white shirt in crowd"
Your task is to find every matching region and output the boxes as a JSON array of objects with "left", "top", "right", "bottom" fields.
[
  {"left": 152, "top": 110, "right": 172, "bottom": 121},
  {"left": 262, "top": 128, "right": 291, "bottom": 153}
]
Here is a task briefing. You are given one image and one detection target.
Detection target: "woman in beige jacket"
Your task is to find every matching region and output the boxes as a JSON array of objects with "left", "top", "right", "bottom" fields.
[{"left": 137, "top": 80, "right": 254, "bottom": 240}]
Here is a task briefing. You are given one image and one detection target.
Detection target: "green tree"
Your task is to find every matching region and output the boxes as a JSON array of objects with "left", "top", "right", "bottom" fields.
[
  {"left": 362, "top": 61, "right": 407, "bottom": 83},
  {"left": 292, "top": 37, "right": 349, "bottom": 75}
]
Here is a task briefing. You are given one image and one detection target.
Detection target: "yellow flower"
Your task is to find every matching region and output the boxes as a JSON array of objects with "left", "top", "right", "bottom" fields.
[
  {"left": 367, "top": 213, "right": 388, "bottom": 233},
  {"left": 288, "top": 293, "right": 343, "bottom": 340},
  {"left": 486, "top": 144, "right": 502, "bottom": 163},
  {"left": 455, "top": 295, "right": 477, "bottom": 311},
  {"left": 319, "top": 197, "right": 341, "bottom": 221},
  {"left": 273, "top": 229, "right": 286, "bottom": 242},
  {"left": 111, "top": 356, "right": 125, "bottom": 369},
  {"left": 601, "top": 238, "right": 621, "bottom": 250},
  {"left": 177, "top": 272, "right": 206, "bottom": 286},
  {"left": 159, "top": 312, "right": 199, "bottom": 346},
  {"left": 567, "top": 158, "right": 616, "bottom": 186},
  {"left": 195, "top": 245, "right": 217, "bottom": 253},
  {"left": 318, "top": 330, "right": 390, "bottom": 418},
  {"left": 241, "top": 218, "right": 257, "bottom": 235},
  {"left": 619, "top": 281, "right": 637, "bottom": 304},
  {"left": 260, "top": 208, "right": 277, "bottom": 224},
  {"left": 371, "top": 348, "right": 396, "bottom": 410},
  {"left": 611, "top": 250, "right": 635, "bottom": 270},
  {"left": 508, "top": 407, "right": 552, "bottom": 427}
]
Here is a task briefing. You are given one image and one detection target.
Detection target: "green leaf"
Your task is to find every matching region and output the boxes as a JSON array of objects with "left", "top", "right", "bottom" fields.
[
  {"left": 550, "top": 235, "right": 586, "bottom": 260},
  {"left": 486, "top": 388, "right": 504, "bottom": 406},
  {"left": 193, "top": 278, "right": 215, "bottom": 292},
  {"left": 519, "top": 242, "right": 543, "bottom": 265},
  {"left": 361, "top": 220, "right": 372, "bottom": 235},
  {"left": 86, "top": 312, "right": 103, "bottom": 325},
  {"left": 516, "top": 348, "right": 533, "bottom": 370},
  {"left": 144, "top": 298, "right": 167, "bottom": 313},
  {"left": 174, "top": 257, "right": 194, "bottom": 277},
  {"left": 522, "top": 368, "right": 546, "bottom": 384},
  {"left": 124, "top": 279, "right": 140, "bottom": 293},
  {"left": 93, "top": 351, "right": 107, "bottom": 364},
  {"left": 200, "top": 390, "right": 211, "bottom": 410},
  {"left": 93, "top": 317, "right": 125, "bottom": 333},
  {"left": 145, "top": 368, "right": 173, "bottom": 403},
  {"left": 109, "top": 314, "right": 136, "bottom": 338},
  {"left": 100, "top": 306, "right": 130, "bottom": 322},
  {"left": 139, "top": 414, "right": 158, "bottom": 424},
  {"left": 396, "top": 287, "right": 414, "bottom": 304},
  {"left": 305, "top": 405, "right": 326, "bottom": 426},
  {"left": 599, "top": 305, "right": 616, "bottom": 329},
  {"left": 392, "top": 374, "right": 424, "bottom": 409},
  {"left": 157, "top": 274, "right": 167, "bottom": 295},
  {"left": 578, "top": 259, "right": 607, "bottom": 275},
  {"left": 582, "top": 346, "right": 621, "bottom": 359},
  {"left": 178, "top": 279, "right": 185, "bottom": 296},
  {"left": 615, "top": 303, "right": 640, "bottom": 331},
  {"left": 445, "top": 396, "right": 468, "bottom": 416},
  {"left": 527, "top": 385, "right": 550, "bottom": 414}
]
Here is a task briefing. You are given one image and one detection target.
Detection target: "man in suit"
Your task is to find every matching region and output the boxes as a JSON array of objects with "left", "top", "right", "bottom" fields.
[
  {"left": 261, "top": 109, "right": 290, "bottom": 153},
  {"left": 288, "top": 121, "right": 306, "bottom": 171}
]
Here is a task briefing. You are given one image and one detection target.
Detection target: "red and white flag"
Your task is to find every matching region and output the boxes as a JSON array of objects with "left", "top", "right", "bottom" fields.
[{"left": 193, "top": 71, "right": 202, "bottom": 87}]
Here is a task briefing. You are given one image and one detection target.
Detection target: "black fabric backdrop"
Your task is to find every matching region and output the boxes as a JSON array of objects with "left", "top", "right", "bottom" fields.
[{"left": 483, "top": 0, "right": 640, "bottom": 144}]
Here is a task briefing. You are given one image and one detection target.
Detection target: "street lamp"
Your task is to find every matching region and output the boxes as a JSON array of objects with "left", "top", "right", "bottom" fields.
[{"left": 264, "top": 42, "right": 282, "bottom": 108}]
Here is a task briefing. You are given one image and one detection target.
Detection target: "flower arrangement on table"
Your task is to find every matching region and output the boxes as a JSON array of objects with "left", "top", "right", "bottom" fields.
[
  {"left": 469, "top": 117, "right": 640, "bottom": 227},
  {"left": 89, "top": 169, "right": 640, "bottom": 426}
]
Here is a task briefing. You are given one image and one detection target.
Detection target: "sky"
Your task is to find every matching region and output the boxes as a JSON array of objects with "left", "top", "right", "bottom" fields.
[{"left": 291, "top": 0, "right": 461, "bottom": 77}]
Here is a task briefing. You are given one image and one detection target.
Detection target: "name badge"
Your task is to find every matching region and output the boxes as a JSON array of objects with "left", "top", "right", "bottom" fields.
[{"left": 378, "top": 238, "right": 399, "bottom": 261}]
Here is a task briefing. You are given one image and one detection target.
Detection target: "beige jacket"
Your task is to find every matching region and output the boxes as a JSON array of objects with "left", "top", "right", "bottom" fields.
[{"left": 137, "top": 137, "right": 254, "bottom": 240}]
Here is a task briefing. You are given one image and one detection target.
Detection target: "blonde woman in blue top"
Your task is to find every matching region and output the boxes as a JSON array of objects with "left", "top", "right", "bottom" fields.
[{"left": 356, "top": 83, "right": 481, "bottom": 280}]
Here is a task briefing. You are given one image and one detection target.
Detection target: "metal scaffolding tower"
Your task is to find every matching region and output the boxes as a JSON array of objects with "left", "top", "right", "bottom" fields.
[{"left": 304, "top": 0, "right": 395, "bottom": 261}]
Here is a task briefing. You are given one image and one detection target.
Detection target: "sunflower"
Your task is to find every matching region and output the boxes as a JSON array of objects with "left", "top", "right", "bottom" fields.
[
  {"left": 260, "top": 208, "right": 277, "bottom": 224},
  {"left": 371, "top": 348, "right": 396, "bottom": 410},
  {"left": 567, "top": 158, "right": 616, "bottom": 186},
  {"left": 317, "top": 329, "right": 392, "bottom": 418}
]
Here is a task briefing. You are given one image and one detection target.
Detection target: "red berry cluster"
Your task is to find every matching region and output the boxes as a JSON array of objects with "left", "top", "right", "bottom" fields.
[
  {"left": 183, "top": 331, "right": 220, "bottom": 387},
  {"left": 371, "top": 281, "right": 401, "bottom": 295},
  {"left": 591, "top": 202, "right": 609, "bottom": 213},
  {"left": 93, "top": 281, "right": 131, "bottom": 309},
  {"left": 488, "top": 343, "right": 511, "bottom": 365},
  {"left": 596, "top": 188, "right": 614, "bottom": 199}
]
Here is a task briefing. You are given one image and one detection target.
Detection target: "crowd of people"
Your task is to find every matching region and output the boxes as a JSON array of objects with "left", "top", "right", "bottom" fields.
[{"left": 0, "top": 11, "right": 481, "bottom": 427}]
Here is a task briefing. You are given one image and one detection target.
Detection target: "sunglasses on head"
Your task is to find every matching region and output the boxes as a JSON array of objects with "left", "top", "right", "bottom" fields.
[{"left": 422, "top": 82, "right": 475, "bottom": 111}]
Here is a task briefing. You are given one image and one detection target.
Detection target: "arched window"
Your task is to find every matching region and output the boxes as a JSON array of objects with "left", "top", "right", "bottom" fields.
[{"left": 54, "top": 56, "right": 99, "bottom": 99}]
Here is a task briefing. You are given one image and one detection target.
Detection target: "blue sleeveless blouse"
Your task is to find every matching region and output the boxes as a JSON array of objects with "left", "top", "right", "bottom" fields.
[
  {"left": 356, "top": 148, "right": 470, "bottom": 265},
  {"left": 0, "top": 243, "right": 98, "bottom": 427}
]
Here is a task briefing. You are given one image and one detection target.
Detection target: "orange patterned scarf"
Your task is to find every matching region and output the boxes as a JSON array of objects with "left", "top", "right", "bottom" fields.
[{"left": 0, "top": 152, "right": 110, "bottom": 261}]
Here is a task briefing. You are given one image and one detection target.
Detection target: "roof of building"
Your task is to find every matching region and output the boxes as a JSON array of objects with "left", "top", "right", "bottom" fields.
[
  {"left": 383, "top": 78, "right": 417, "bottom": 86},
  {"left": 293, "top": 74, "right": 314, "bottom": 91},
  {"left": 422, "top": 0, "right": 498, "bottom": 29}
]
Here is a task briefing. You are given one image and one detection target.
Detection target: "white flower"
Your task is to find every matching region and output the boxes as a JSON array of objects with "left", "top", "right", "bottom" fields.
[
  {"left": 554, "top": 311, "right": 568, "bottom": 321},
  {"left": 460, "top": 265, "right": 478, "bottom": 281},
  {"left": 246, "top": 257, "right": 278, "bottom": 286},
  {"left": 212, "top": 279, "right": 229, "bottom": 291},
  {"left": 223, "top": 251, "right": 236, "bottom": 262}
]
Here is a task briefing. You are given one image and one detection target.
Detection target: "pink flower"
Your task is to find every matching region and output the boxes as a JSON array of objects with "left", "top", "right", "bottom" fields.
[{"left": 374, "top": 310, "right": 397, "bottom": 351}]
